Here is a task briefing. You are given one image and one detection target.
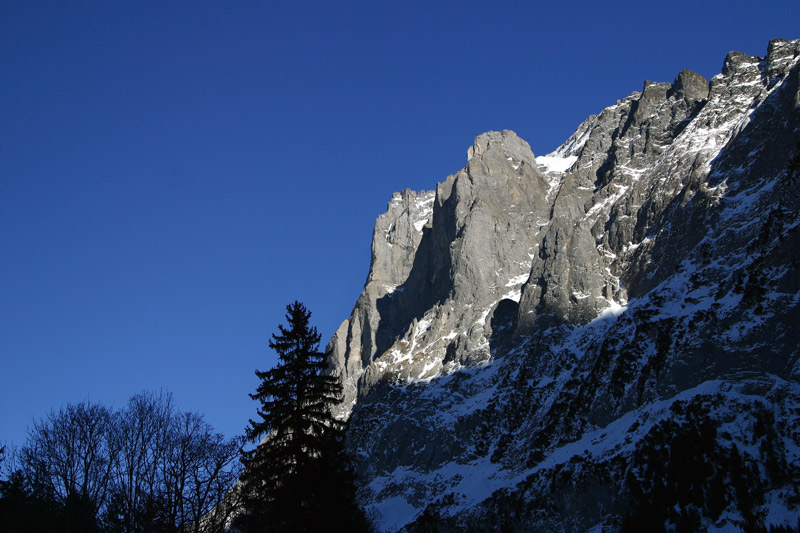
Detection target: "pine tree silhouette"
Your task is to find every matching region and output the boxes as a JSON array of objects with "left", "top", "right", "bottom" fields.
[{"left": 237, "top": 301, "right": 370, "bottom": 532}]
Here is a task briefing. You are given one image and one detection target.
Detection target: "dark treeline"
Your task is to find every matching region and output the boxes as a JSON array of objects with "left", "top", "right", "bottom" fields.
[
  {"left": 1, "top": 302, "right": 370, "bottom": 532},
  {"left": 0, "top": 391, "right": 241, "bottom": 532}
]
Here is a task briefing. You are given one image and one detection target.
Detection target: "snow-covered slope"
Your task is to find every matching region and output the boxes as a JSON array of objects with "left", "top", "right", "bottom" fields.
[{"left": 330, "top": 38, "right": 800, "bottom": 531}]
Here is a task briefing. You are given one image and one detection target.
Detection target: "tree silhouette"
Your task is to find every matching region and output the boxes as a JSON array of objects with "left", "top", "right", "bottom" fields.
[
  {"left": 236, "top": 301, "right": 369, "bottom": 532},
  {"left": 0, "top": 393, "right": 240, "bottom": 532}
]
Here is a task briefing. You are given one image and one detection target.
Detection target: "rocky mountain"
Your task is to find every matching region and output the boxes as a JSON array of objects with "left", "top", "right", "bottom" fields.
[{"left": 327, "top": 38, "right": 800, "bottom": 531}]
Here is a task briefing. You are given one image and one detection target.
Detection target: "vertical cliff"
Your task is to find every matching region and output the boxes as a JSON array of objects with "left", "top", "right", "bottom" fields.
[{"left": 328, "top": 130, "right": 554, "bottom": 416}]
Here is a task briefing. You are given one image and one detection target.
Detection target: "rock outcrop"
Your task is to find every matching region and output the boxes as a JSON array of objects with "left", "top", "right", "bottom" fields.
[
  {"left": 328, "top": 129, "right": 554, "bottom": 416},
  {"left": 329, "top": 38, "right": 800, "bottom": 531}
]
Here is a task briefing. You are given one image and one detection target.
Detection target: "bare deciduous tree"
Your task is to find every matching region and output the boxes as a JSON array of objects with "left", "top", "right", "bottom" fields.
[
  {"left": 6, "top": 392, "right": 241, "bottom": 532},
  {"left": 106, "top": 390, "right": 176, "bottom": 531},
  {"left": 21, "top": 400, "right": 119, "bottom": 532}
]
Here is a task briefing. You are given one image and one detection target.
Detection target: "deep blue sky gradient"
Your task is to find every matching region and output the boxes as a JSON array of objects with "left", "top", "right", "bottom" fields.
[{"left": 2, "top": 0, "right": 799, "bottom": 450}]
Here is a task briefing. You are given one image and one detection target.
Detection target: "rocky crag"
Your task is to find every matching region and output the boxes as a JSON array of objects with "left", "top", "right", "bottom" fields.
[{"left": 328, "top": 39, "right": 800, "bottom": 531}]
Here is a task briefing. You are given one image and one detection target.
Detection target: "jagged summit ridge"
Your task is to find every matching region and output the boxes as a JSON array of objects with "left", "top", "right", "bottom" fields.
[{"left": 331, "top": 38, "right": 800, "bottom": 531}]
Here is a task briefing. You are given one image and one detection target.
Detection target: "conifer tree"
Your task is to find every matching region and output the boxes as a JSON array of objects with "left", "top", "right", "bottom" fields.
[{"left": 237, "top": 301, "right": 369, "bottom": 532}]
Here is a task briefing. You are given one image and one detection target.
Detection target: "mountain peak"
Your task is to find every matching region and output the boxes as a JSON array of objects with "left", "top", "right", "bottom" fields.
[
  {"left": 467, "top": 129, "right": 534, "bottom": 164},
  {"left": 671, "top": 69, "right": 709, "bottom": 103}
]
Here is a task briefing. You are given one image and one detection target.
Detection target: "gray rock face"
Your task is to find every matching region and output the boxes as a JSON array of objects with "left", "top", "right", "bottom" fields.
[
  {"left": 329, "top": 38, "right": 800, "bottom": 531},
  {"left": 672, "top": 68, "right": 710, "bottom": 104},
  {"left": 328, "top": 129, "right": 553, "bottom": 416}
]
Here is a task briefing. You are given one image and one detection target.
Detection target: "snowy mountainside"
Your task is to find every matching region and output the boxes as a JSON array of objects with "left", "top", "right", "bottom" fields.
[{"left": 329, "top": 38, "right": 800, "bottom": 531}]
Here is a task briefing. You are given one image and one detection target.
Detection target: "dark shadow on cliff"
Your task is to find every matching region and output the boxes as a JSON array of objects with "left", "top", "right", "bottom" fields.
[
  {"left": 486, "top": 298, "right": 520, "bottom": 357},
  {"left": 373, "top": 184, "right": 460, "bottom": 357}
]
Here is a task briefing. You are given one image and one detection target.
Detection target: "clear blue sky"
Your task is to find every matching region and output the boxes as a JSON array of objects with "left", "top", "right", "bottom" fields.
[{"left": 2, "top": 0, "right": 798, "bottom": 451}]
